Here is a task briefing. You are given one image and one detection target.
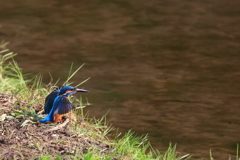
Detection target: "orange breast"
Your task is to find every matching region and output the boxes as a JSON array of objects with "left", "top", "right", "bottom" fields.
[{"left": 54, "top": 114, "right": 63, "bottom": 123}]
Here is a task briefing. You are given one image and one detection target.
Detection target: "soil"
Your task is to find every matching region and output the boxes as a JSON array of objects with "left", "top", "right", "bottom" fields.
[
  {"left": 1, "top": 0, "right": 240, "bottom": 159},
  {"left": 0, "top": 94, "right": 111, "bottom": 160}
]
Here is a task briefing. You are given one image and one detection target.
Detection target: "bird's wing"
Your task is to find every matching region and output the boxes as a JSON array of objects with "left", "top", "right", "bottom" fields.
[
  {"left": 44, "top": 89, "right": 59, "bottom": 114},
  {"left": 53, "top": 96, "right": 75, "bottom": 115}
]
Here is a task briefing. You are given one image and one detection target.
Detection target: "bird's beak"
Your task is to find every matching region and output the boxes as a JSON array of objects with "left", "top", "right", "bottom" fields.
[{"left": 76, "top": 89, "right": 89, "bottom": 93}]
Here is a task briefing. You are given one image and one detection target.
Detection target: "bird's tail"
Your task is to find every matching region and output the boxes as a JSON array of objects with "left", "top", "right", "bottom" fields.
[{"left": 39, "top": 114, "right": 52, "bottom": 123}]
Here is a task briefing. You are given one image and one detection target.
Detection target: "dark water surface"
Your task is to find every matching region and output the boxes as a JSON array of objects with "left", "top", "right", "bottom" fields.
[{"left": 1, "top": 0, "right": 240, "bottom": 159}]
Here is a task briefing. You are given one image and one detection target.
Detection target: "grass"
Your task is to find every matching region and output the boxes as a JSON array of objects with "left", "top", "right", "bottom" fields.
[
  {"left": 1, "top": 38, "right": 240, "bottom": 160},
  {"left": 0, "top": 43, "right": 193, "bottom": 159},
  {"left": 1, "top": 0, "right": 240, "bottom": 158}
]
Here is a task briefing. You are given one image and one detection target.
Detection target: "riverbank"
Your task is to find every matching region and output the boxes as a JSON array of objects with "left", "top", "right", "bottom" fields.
[
  {"left": 0, "top": 48, "right": 190, "bottom": 159},
  {"left": 1, "top": 1, "right": 240, "bottom": 158}
]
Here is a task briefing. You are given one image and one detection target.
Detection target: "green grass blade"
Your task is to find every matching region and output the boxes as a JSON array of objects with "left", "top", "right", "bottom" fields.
[
  {"left": 75, "top": 77, "right": 90, "bottom": 88},
  {"left": 63, "top": 63, "right": 85, "bottom": 86}
]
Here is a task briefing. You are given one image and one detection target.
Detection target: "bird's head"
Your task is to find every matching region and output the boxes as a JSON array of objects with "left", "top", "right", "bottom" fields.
[{"left": 58, "top": 86, "right": 89, "bottom": 96}]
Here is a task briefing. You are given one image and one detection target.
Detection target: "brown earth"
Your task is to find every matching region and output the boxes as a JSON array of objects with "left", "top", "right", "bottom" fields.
[
  {"left": 0, "top": 0, "right": 240, "bottom": 159},
  {"left": 0, "top": 94, "right": 111, "bottom": 159}
]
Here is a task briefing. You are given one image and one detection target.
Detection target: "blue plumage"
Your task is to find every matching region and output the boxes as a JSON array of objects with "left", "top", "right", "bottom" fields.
[
  {"left": 39, "top": 86, "right": 89, "bottom": 123},
  {"left": 44, "top": 88, "right": 60, "bottom": 114},
  {"left": 59, "top": 86, "right": 76, "bottom": 95},
  {"left": 39, "top": 96, "right": 74, "bottom": 123}
]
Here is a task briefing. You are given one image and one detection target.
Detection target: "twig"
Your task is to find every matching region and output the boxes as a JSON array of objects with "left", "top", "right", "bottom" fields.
[
  {"left": 75, "top": 98, "right": 91, "bottom": 110},
  {"left": 75, "top": 105, "right": 87, "bottom": 110},
  {"left": 37, "top": 110, "right": 44, "bottom": 115},
  {"left": 39, "top": 118, "right": 70, "bottom": 134}
]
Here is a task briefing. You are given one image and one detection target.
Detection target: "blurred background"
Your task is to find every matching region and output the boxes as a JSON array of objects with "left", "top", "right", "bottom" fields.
[{"left": 1, "top": 0, "right": 240, "bottom": 159}]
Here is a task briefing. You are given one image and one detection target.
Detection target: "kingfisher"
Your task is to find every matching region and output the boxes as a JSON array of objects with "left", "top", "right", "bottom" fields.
[{"left": 39, "top": 86, "right": 89, "bottom": 123}]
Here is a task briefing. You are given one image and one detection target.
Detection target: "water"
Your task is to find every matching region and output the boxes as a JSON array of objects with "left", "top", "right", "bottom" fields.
[{"left": 1, "top": 0, "right": 240, "bottom": 159}]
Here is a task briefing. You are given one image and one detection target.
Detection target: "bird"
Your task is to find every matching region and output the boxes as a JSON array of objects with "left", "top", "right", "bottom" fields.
[{"left": 39, "top": 86, "right": 89, "bottom": 123}]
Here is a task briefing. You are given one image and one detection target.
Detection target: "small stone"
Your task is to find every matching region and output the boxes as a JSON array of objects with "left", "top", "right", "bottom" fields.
[{"left": 51, "top": 134, "right": 59, "bottom": 140}]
